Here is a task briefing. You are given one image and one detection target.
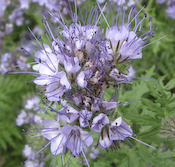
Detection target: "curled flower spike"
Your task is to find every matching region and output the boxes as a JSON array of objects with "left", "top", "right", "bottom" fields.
[{"left": 16, "top": 1, "right": 159, "bottom": 166}]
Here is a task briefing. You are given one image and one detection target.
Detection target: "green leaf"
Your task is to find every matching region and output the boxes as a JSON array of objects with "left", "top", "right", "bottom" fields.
[
  {"left": 127, "top": 113, "right": 161, "bottom": 126},
  {"left": 146, "top": 79, "right": 166, "bottom": 99},
  {"left": 164, "top": 78, "right": 175, "bottom": 90},
  {"left": 141, "top": 98, "right": 164, "bottom": 117},
  {"left": 158, "top": 151, "right": 175, "bottom": 158},
  {"left": 128, "top": 151, "right": 140, "bottom": 167},
  {"left": 138, "top": 125, "right": 161, "bottom": 138}
]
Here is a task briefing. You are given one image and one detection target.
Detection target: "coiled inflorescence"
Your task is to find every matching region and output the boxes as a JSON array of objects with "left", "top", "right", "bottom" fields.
[{"left": 20, "top": 1, "right": 156, "bottom": 166}]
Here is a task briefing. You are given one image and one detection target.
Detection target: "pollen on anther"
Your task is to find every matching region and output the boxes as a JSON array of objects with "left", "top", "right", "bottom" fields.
[{"left": 21, "top": 161, "right": 25, "bottom": 165}]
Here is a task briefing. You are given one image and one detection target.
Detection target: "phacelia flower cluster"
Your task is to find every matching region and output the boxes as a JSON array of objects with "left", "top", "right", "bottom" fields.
[
  {"left": 22, "top": 144, "right": 45, "bottom": 167},
  {"left": 0, "top": 0, "right": 86, "bottom": 39},
  {"left": 0, "top": 48, "right": 31, "bottom": 74},
  {"left": 97, "top": 0, "right": 135, "bottom": 8},
  {"left": 157, "top": 0, "right": 175, "bottom": 19},
  {"left": 19, "top": 1, "right": 156, "bottom": 166},
  {"left": 16, "top": 95, "right": 43, "bottom": 126}
]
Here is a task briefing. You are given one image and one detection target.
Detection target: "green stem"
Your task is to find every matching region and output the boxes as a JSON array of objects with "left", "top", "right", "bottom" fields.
[
  {"left": 135, "top": 0, "right": 154, "bottom": 13},
  {"left": 135, "top": 0, "right": 143, "bottom": 10},
  {"left": 146, "top": 0, "right": 154, "bottom": 12}
]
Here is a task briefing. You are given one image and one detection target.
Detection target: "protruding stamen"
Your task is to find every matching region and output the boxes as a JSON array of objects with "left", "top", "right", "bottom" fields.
[
  {"left": 142, "top": 35, "right": 167, "bottom": 48},
  {"left": 96, "top": 2, "right": 110, "bottom": 27},
  {"left": 127, "top": 5, "right": 145, "bottom": 28},
  {"left": 130, "top": 136, "right": 156, "bottom": 149}
]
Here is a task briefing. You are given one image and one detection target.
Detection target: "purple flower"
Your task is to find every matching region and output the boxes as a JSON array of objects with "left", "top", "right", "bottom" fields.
[
  {"left": 46, "top": 71, "right": 71, "bottom": 101},
  {"left": 62, "top": 125, "right": 93, "bottom": 156},
  {"left": 157, "top": 0, "right": 165, "bottom": 4},
  {"left": 109, "top": 68, "right": 134, "bottom": 84},
  {"left": 32, "top": 44, "right": 59, "bottom": 84},
  {"left": 79, "top": 108, "right": 93, "bottom": 127},
  {"left": 166, "top": 5, "right": 175, "bottom": 19},
  {"left": 91, "top": 113, "right": 109, "bottom": 132},
  {"left": 1, "top": 0, "right": 10, "bottom": 17},
  {"left": 8, "top": 8, "right": 24, "bottom": 26},
  {"left": 5, "top": 23, "right": 13, "bottom": 35},
  {"left": 19, "top": 0, "right": 30, "bottom": 9},
  {"left": 91, "top": 99, "right": 100, "bottom": 112},
  {"left": 58, "top": 104, "right": 79, "bottom": 123},
  {"left": 96, "top": 0, "right": 105, "bottom": 4},
  {"left": 0, "top": 52, "right": 13, "bottom": 74},
  {"left": 118, "top": 31, "right": 143, "bottom": 61},
  {"left": 23, "top": 145, "right": 33, "bottom": 158},
  {"left": 63, "top": 57, "right": 81, "bottom": 74},
  {"left": 127, "top": 66, "right": 136, "bottom": 79},
  {"left": 106, "top": 25, "right": 143, "bottom": 62},
  {"left": 102, "top": 101, "right": 119, "bottom": 110},
  {"left": 41, "top": 119, "right": 65, "bottom": 155},
  {"left": 98, "top": 128, "right": 112, "bottom": 149},
  {"left": 77, "top": 71, "right": 87, "bottom": 88},
  {"left": 24, "top": 96, "right": 40, "bottom": 111},
  {"left": 18, "top": 1, "right": 158, "bottom": 165},
  {"left": 113, "top": 0, "right": 125, "bottom": 5},
  {"left": 106, "top": 26, "right": 128, "bottom": 54},
  {"left": 104, "top": 5, "right": 155, "bottom": 63},
  {"left": 89, "top": 146, "right": 100, "bottom": 159},
  {"left": 109, "top": 117, "right": 133, "bottom": 140},
  {"left": 16, "top": 110, "right": 29, "bottom": 126}
]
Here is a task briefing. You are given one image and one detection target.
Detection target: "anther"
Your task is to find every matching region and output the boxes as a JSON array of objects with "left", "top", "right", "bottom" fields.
[
  {"left": 4, "top": 71, "right": 9, "bottom": 75},
  {"left": 21, "top": 161, "right": 25, "bottom": 165},
  {"left": 131, "top": 5, "right": 136, "bottom": 9},
  {"left": 37, "top": 35, "right": 41, "bottom": 39},
  {"left": 149, "top": 16, "right": 153, "bottom": 22},
  {"left": 144, "top": 13, "right": 147, "bottom": 17},
  {"left": 151, "top": 32, "right": 155, "bottom": 37},
  {"left": 154, "top": 25, "right": 158, "bottom": 29}
]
